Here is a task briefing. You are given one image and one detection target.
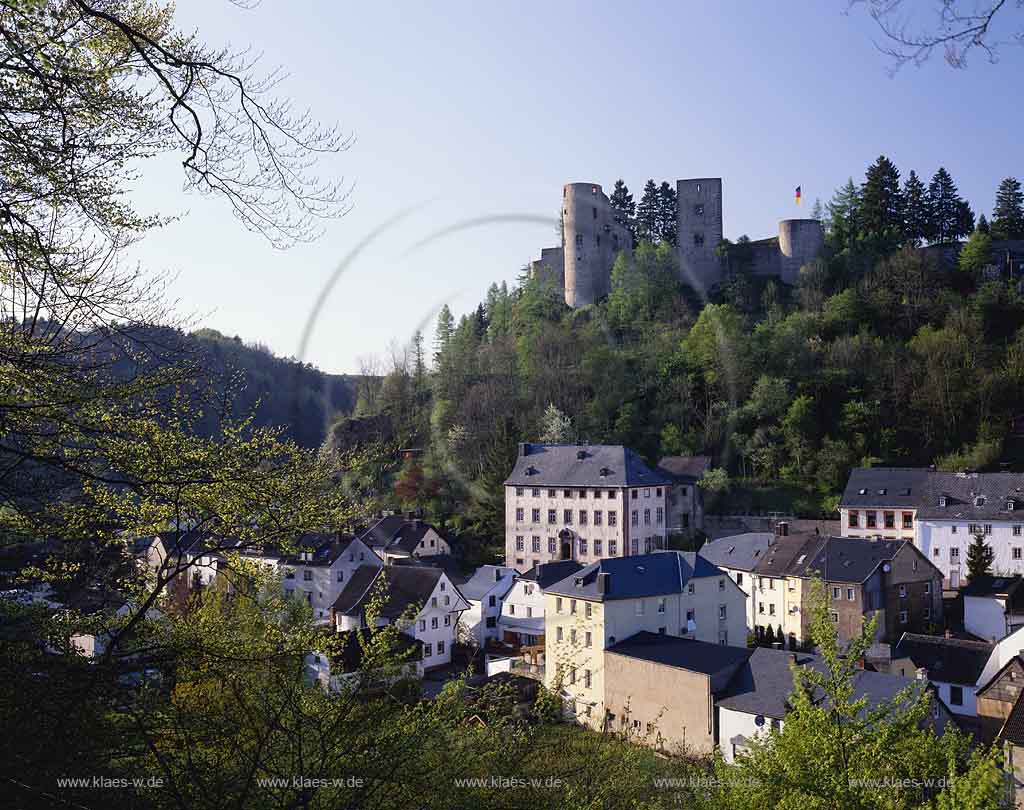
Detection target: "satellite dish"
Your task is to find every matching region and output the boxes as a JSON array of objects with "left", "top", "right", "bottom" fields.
[
  {"left": 755, "top": 715, "right": 766, "bottom": 727},
  {"left": 883, "top": 563, "right": 892, "bottom": 573},
  {"left": 687, "top": 618, "right": 697, "bottom": 634}
]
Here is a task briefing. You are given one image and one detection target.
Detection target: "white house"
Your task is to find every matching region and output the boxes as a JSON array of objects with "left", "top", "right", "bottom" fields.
[
  {"left": 696, "top": 532, "right": 773, "bottom": 634},
  {"left": 891, "top": 632, "right": 995, "bottom": 717},
  {"left": 278, "top": 535, "right": 381, "bottom": 624},
  {"left": 498, "top": 560, "right": 583, "bottom": 650},
  {"left": 359, "top": 515, "right": 451, "bottom": 563},
  {"left": 457, "top": 565, "right": 516, "bottom": 648},
  {"left": 331, "top": 564, "right": 468, "bottom": 670},
  {"left": 963, "top": 575, "right": 1024, "bottom": 642},
  {"left": 841, "top": 468, "right": 1024, "bottom": 589}
]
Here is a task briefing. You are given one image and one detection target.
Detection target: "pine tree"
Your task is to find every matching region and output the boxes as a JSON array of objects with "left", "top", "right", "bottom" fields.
[
  {"left": 977, "top": 213, "right": 990, "bottom": 234},
  {"left": 608, "top": 179, "right": 636, "bottom": 242},
  {"left": 859, "top": 155, "right": 903, "bottom": 244},
  {"left": 539, "top": 403, "right": 574, "bottom": 443},
  {"left": 901, "top": 170, "right": 929, "bottom": 245},
  {"left": 992, "top": 177, "right": 1024, "bottom": 240},
  {"left": 810, "top": 197, "right": 824, "bottom": 222},
  {"left": 635, "top": 179, "right": 660, "bottom": 244},
  {"left": 926, "top": 167, "right": 971, "bottom": 244},
  {"left": 826, "top": 178, "right": 861, "bottom": 252},
  {"left": 657, "top": 181, "right": 678, "bottom": 246},
  {"left": 433, "top": 305, "right": 454, "bottom": 367},
  {"left": 966, "top": 530, "right": 995, "bottom": 580}
]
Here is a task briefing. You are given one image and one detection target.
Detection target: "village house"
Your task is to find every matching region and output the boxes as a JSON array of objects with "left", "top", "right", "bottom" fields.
[
  {"left": 504, "top": 443, "right": 670, "bottom": 572},
  {"left": 752, "top": 528, "right": 943, "bottom": 647},
  {"left": 331, "top": 565, "right": 468, "bottom": 670},
  {"left": 840, "top": 468, "right": 1024, "bottom": 589},
  {"left": 891, "top": 633, "right": 995, "bottom": 718},
  {"left": 457, "top": 565, "right": 516, "bottom": 648},
  {"left": 306, "top": 627, "right": 424, "bottom": 691},
  {"left": 656, "top": 455, "right": 711, "bottom": 537},
  {"left": 543, "top": 550, "right": 747, "bottom": 729},
  {"left": 359, "top": 514, "right": 452, "bottom": 563},
  {"left": 697, "top": 532, "right": 774, "bottom": 634},
  {"left": 963, "top": 575, "right": 1024, "bottom": 642},
  {"left": 277, "top": 534, "right": 382, "bottom": 624}
]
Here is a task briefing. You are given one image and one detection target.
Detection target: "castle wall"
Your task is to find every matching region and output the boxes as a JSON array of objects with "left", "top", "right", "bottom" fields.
[
  {"left": 563, "top": 183, "right": 632, "bottom": 308},
  {"left": 677, "top": 178, "right": 724, "bottom": 293},
  {"left": 529, "top": 246, "right": 565, "bottom": 289},
  {"left": 778, "top": 219, "right": 825, "bottom": 285}
]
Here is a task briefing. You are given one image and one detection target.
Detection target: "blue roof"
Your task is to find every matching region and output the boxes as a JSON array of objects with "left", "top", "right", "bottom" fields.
[{"left": 545, "top": 550, "right": 725, "bottom": 601}]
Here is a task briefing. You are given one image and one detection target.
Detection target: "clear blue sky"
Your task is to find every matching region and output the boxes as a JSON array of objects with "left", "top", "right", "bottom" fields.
[{"left": 128, "top": 1, "right": 1024, "bottom": 373}]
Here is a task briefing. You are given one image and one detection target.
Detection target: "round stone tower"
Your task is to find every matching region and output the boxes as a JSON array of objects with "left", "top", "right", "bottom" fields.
[
  {"left": 778, "top": 219, "right": 825, "bottom": 284},
  {"left": 562, "top": 182, "right": 629, "bottom": 308}
]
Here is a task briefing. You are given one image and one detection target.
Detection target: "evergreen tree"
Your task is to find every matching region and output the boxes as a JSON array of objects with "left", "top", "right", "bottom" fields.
[
  {"left": 959, "top": 227, "right": 993, "bottom": 274},
  {"left": 859, "top": 155, "right": 904, "bottom": 244},
  {"left": 977, "top": 213, "right": 990, "bottom": 234},
  {"left": 433, "top": 305, "right": 454, "bottom": 367},
  {"left": 635, "top": 179, "right": 660, "bottom": 243},
  {"left": 826, "top": 178, "right": 861, "bottom": 252},
  {"left": 608, "top": 179, "right": 636, "bottom": 242},
  {"left": 810, "top": 197, "right": 824, "bottom": 223},
  {"left": 539, "top": 403, "right": 574, "bottom": 443},
  {"left": 926, "top": 167, "right": 972, "bottom": 243},
  {"left": 901, "top": 169, "right": 930, "bottom": 245},
  {"left": 992, "top": 177, "right": 1024, "bottom": 240},
  {"left": 966, "top": 530, "right": 995, "bottom": 579},
  {"left": 657, "top": 180, "right": 678, "bottom": 246}
]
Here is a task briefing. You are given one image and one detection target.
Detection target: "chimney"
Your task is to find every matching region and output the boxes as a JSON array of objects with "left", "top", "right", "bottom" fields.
[
  {"left": 597, "top": 572, "right": 611, "bottom": 594},
  {"left": 518, "top": 442, "right": 529, "bottom": 457},
  {"left": 916, "top": 667, "right": 928, "bottom": 681},
  {"left": 790, "top": 653, "right": 798, "bottom": 666},
  {"left": 776, "top": 521, "right": 789, "bottom": 537},
  {"left": 944, "top": 628, "right": 952, "bottom": 639},
  {"left": 494, "top": 568, "right": 502, "bottom": 582}
]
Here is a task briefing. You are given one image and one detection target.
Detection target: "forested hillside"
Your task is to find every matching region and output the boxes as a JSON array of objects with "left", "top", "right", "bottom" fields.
[{"left": 351, "top": 159, "right": 1024, "bottom": 534}]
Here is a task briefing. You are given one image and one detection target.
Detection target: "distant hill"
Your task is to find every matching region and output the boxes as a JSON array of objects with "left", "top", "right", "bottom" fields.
[{"left": 187, "top": 328, "right": 360, "bottom": 448}]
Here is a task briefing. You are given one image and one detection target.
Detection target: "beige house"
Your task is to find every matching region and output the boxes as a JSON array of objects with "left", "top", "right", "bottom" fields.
[
  {"left": 504, "top": 443, "right": 670, "bottom": 572},
  {"left": 543, "top": 550, "right": 747, "bottom": 729}
]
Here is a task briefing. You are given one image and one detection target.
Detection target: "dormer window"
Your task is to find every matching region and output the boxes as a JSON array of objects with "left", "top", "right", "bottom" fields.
[
  {"left": 1009, "top": 501, "right": 1017, "bottom": 512},
  {"left": 878, "top": 488, "right": 887, "bottom": 495},
  {"left": 939, "top": 496, "right": 947, "bottom": 507},
  {"left": 859, "top": 488, "right": 867, "bottom": 495},
  {"left": 574, "top": 576, "right": 584, "bottom": 588},
  {"left": 975, "top": 496, "right": 986, "bottom": 507}
]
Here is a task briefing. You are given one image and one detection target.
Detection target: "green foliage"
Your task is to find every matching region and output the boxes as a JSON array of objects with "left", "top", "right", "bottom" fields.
[
  {"left": 966, "top": 531, "right": 996, "bottom": 579},
  {"left": 958, "top": 228, "right": 993, "bottom": 274},
  {"left": 992, "top": 176, "right": 1024, "bottom": 240}
]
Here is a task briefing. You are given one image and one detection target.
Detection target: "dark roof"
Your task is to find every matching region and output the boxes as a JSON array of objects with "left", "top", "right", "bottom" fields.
[
  {"left": 520, "top": 560, "right": 584, "bottom": 590},
  {"left": 359, "top": 516, "right": 443, "bottom": 554},
  {"left": 753, "top": 533, "right": 913, "bottom": 584},
  {"left": 279, "top": 533, "right": 354, "bottom": 566},
  {"left": 717, "top": 646, "right": 928, "bottom": 720},
  {"left": 893, "top": 632, "right": 995, "bottom": 686},
  {"left": 840, "top": 467, "right": 1024, "bottom": 520},
  {"left": 545, "top": 551, "right": 725, "bottom": 601},
  {"left": 504, "top": 443, "right": 670, "bottom": 488},
  {"left": 962, "top": 574, "right": 1024, "bottom": 599},
  {"left": 656, "top": 455, "right": 712, "bottom": 481},
  {"left": 331, "top": 565, "right": 453, "bottom": 621},
  {"left": 999, "top": 691, "right": 1024, "bottom": 745},
  {"left": 607, "top": 632, "right": 752, "bottom": 692},
  {"left": 699, "top": 533, "right": 773, "bottom": 573}
]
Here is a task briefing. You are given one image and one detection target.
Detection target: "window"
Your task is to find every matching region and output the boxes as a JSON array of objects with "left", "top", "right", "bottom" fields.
[
  {"left": 681, "top": 486, "right": 688, "bottom": 496},
  {"left": 548, "top": 537, "right": 556, "bottom": 553},
  {"left": 631, "top": 538, "right": 639, "bottom": 554},
  {"left": 532, "top": 536, "right": 541, "bottom": 553},
  {"left": 570, "top": 599, "right": 577, "bottom": 615},
  {"left": 656, "top": 507, "right": 664, "bottom": 525},
  {"left": 903, "top": 512, "right": 913, "bottom": 529},
  {"left": 693, "top": 232, "right": 705, "bottom": 246},
  {"left": 594, "top": 539, "right": 602, "bottom": 555},
  {"left": 556, "top": 626, "right": 563, "bottom": 642},
  {"left": 719, "top": 605, "right": 727, "bottom": 620},
  {"left": 719, "top": 578, "right": 726, "bottom": 591},
  {"left": 737, "top": 572, "right": 744, "bottom": 586},
  {"left": 419, "top": 619, "right": 426, "bottom": 631},
  {"left": 830, "top": 612, "right": 839, "bottom": 623},
  {"left": 337, "top": 570, "right": 344, "bottom": 582},
  {"left": 575, "top": 233, "right": 583, "bottom": 248},
  {"left": 951, "top": 525, "right": 958, "bottom": 534},
  {"left": 924, "top": 581, "right": 931, "bottom": 594},
  {"left": 424, "top": 644, "right": 432, "bottom": 657},
  {"left": 923, "top": 607, "right": 930, "bottom": 620},
  {"left": 769, "top": 579, "right": 775, "bottom": 591},
  {"left": 585, "top": 631, "right": 592, "bottom": 647},
  {"left": 516, "top": 536, "right": 524, "bottom": 552},
  {"left": 608, "top": 511, "right": 617, "bottom": 527},
  {"left": 585, "top": 602, "right": 592, "bottom": 618},
  {"left": 769, "top": 604, "right": 776, "bottom": 616},
  {"left": 579, "top": 510, "right": 588, "bottom": 526},
  {"left": 849, "top": 510, "right": 859, "bottom": 528},
  {"left": 658, "top": 597, "right": 666, "bottom": 614},
  {"left": 444, "top": 595, "right": 450, "bottom": 606},
  {"left": 688, "top": 582, "right": 695, "bottom": 595},
  {"left": 584, "top": 669, "right": 592, "bottom": 688},
  {"left": 488, "top": 594, "right": 496, "bottom": 608},
  {"left": 515, "top": 507, "right": 524, "bottom": 522},
  {"left": 431, "top": 617, "right": 438, "bottom": 629},
  {"left": 694, "top": 203, "right": 705, "bottom": 215},
  {"left": 985, "top": 524, "right": 993, "bottom": 535},
  {"left": 303, "top": 570, "right": 313, "bottom": 581},
  {"left": 578, "top": 538, "right": 588, "bottom": 555},
  {"left": 884, "top": 511, "right": 895, "bottom": 529},
  {"left": 899, "top": 584, "right": 907, "bottom": 598},
  {"left": 564, "top": 510, "right": 573, "bottom": 524},
  {"left": 631, "top": 489, "right": 638, "bottom": 499},
  {"left": 564, "top": 489, "right": 572, "bottom": 498},
  {"left": 555, "top": 597, "right": 563, "bottom": 613},
  {"left": 437, "top": 640, "right": 445, "bottom": 655},
  {"left": 950, "top": 685, "right": 963, "bottom": 706},
  {"left": 832, "top": 586, "right": 841, "bottom": 600},
  {"left": 1015, "top": 526, "right": 1023, "bottom": 537},
  {"left": 636, "top": 600, "right": 645, "bottom": 616},
  {"left": 431, "top": 597, "right": 437, "bottom": 608},
  {"left": 969, "top": 524, "right": 979, "bottom": 535},
  {"left": 758, "top": 602, "right": 764, "bottom": 614},
  {"left": 526, "top": 607, "right": 532, "bottom": 618},
  {"left": 631, "top": 511, "right": 638, "bottom": 527},
  {"left": 1014, "top": 548, "right": 1023, "bottom": 560},
  {"left": 532, "top": 508, "right": 540, "bottom": 523},
  {"left": 609, "top": 540, "right": 617, "bottom": 555},
  {"left": 570, "top": 629, "right": 576, "bottom": 644},
  {"left": 444, "top": 615, "right": 451, "bottom": 626},
  {"left": 569, "top": 667, "right": 576, "bottom": 685},
  {"left": 548, "top": 509, "right": 556, "bottom": 524},
  {"left": 950, "top": 547, "right": 960, "bottom": 560},
  {"left": 592, "top": 206, "right": 597, "bottom": 220},
  {"left": 847, "top": 588, "right": 855, "bottom": 601},
  {"left": 866, "top": 512, "right": 877, "bottom": 529},
  {"left": 532, "top": 488, "right": 540, "bottom": 497},
  {"left": 548, "top": 489, "right": 556, "bottom": 498},
  {"left": 899, "top": 610, "right": 908, "bottom": 624},
  {"left": 594, "top": 510, "right": 602, "bottom": 526},
  {"left": 644, "top": 509, "right": 651, "bottom": 526},
  {"left": 579, "top": 489, "right": 587, "bottom": 499},
  {"left": 933, "top": 547, "right": 941, "bottom": 558}
]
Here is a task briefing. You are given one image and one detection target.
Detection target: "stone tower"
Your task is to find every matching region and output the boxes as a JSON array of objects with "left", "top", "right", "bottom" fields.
[
  {"left": 676, "top": 178, "right": 724, "bottom": 293},
  {"left": 778, "top": 219, "right": 825, "bottom": 284},
  {"left": 562, "top": 182, "right": 632, "bottom": 308}
]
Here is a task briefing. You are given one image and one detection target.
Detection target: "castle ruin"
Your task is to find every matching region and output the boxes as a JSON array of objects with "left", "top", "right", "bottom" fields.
[{"left": 530, "top": 179, "right": 825, "bottom": 307}]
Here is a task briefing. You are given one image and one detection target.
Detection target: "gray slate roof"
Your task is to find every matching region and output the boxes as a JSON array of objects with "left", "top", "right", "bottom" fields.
[
  {"left": 545, "top": 550, "right": 725, "bottom": 601},
  {"left": 656, "top": 455, "right": 712, "bottom": 481},
  {"left": 699, "top": 533, "right": 773, "bottom": 573},
  {"left": 332, "top": 564, "right": 448, "bottom": 620},
  {"left": 718, "top": 646, "right": 929, "bottom": 720},
  {"left": 962, "top": 574, "right": 1024, "bottom": 599},
  {"left": 504, "top": 443, "right": 670, "bottom": 488},
  {"left": 359, "top": 516, "right": 443, "bottom": 555},
  {"left": 459, "top": 565, "right": 515, "bottom": 602},
  {"left": 893, "top": 632, "right": 995, "bottom": 686},
  {"left": 841, "top": 467, "right": 1024, "bottom": 520},
  {"left": 753, "top": 533, "right": 916, "bottom": 584},
  {"left": 607, "top": 632, "right": 752, "bottom": 693},
  {"left": 520, "top": 560, "right": 584, "bottom": 590}
]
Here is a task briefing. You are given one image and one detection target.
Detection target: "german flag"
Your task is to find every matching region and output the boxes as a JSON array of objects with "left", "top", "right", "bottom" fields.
[{"left": 795, "top": 186, "right": 802, "bottom": 205}]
